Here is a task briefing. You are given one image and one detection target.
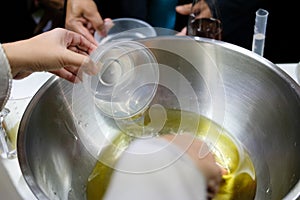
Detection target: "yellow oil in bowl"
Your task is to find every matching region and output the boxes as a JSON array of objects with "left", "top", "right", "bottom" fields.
[{"left": 86, "top": 109, "right": 256, "bottom": 200}]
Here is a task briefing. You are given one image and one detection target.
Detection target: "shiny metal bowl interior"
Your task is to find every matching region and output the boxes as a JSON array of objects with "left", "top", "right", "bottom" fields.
[{"left": 17, "top": 36, "right": 300, "bottom": 200}]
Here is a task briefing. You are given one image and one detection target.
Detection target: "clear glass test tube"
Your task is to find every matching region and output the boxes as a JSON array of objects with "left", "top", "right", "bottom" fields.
[{"left": 252, "top": 8, "right": 269, "bottom": 56}]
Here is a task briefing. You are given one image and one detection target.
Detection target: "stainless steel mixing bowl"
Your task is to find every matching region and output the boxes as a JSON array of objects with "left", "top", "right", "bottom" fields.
[{"left": 17, "top": 36, "right": 300, "bottom": 200}]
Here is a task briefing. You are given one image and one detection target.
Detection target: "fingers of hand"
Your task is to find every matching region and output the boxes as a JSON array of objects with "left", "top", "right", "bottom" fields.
[
  {"left": 81, "top": 58, "right": 99, "bottom": 76},
  {"left": 176, "top": 3, "right": 192, "bottom": 15},
  {"left": 50, "top": 68, "right": 79, "bottom": 83},
  {"left": 194, "top": 140, "right": 224, "bottom": 199},
  {"left": 65, "top": 29, "right": 97, "bottom": 54},
  {"left": 67, "top": 19, "right": 98, "bottom": 45},
  {"left": 175, "top": 27, "right": 187, "bottom": 36},
  {"left": 204, "top": 164, "right": 222, "bottom": 199},
  {"left": 84, "top": 7, "right": 107, "bottom": 38}
]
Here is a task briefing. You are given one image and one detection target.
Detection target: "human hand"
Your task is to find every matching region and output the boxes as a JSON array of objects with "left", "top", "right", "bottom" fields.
[
  {"left": 65, "top": 0, "right": 113, "bottom": 44},
  {"left": 176, "top": 27, "right": 187, "bottom": 36},
  {"left": 3, "top": 28, "right": 98, "bottom": 82},
  {"left": 176, "top": 3, "right": 193, "bottom": 16},
  {"left": 162, "top": 133, "right": 226, "bottom": 199},
  {"left": 176, "top": 2, "right": 212, "bottom": 18},
  {"left": 176, "top": 1, "right": 213, "bottom": 36}
]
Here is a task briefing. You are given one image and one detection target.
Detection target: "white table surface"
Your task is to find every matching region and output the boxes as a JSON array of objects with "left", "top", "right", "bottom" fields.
[{"left": 0, "top": 63, "right": 299, "bottom": 200}]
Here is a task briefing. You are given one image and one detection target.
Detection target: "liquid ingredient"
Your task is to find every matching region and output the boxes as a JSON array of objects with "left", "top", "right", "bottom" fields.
[
  {"left": 252, "top": 33, "right": 266, "bottom": 56},
  {"left": 3, "top": 121, "right": 19, "bottom": 149},
  {"left": 86, "top": 109, "right": 256, "bottom": 200}
]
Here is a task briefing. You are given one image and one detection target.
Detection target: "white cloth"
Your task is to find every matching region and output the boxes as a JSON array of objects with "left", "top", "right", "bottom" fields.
[
  {"left": 104, "top": 137, "right": 207, "bottom": 200},
  {"left": 0, "top": 43, "right": 12, "bottom": 110}
]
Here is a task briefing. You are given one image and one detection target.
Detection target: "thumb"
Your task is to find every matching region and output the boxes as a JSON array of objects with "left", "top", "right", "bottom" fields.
[
  {"left": 176, "top": 4, "right": 192, "bottom": 15},
  {"left": 88, "top": 12, "right": 107, "bottom": 37}
]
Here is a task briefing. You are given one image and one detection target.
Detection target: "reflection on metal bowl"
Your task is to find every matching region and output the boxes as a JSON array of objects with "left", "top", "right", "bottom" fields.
[{"left": 17, "top": 36, "right": 300, "bottom": 200}]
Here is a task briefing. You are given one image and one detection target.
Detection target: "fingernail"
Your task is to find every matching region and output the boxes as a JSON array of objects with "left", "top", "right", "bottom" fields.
[{"left": 215, "top": 162, "right": 229, "bottom": 175}]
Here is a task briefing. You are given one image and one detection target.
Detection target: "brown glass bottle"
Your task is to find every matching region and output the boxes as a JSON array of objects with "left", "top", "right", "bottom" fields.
[{"left": 187, "top": 0, "right": 222, "bottom": 40}]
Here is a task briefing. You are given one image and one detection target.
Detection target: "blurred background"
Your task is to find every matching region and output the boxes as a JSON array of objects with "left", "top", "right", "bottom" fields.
[{"left": 0, "top": 0, "right": 299, "bottom": 63}]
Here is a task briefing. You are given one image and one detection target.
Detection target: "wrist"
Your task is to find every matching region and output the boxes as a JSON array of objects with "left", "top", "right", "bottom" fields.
[{"left": 2, "top": 40, "right": 34, "bottom": 77}]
